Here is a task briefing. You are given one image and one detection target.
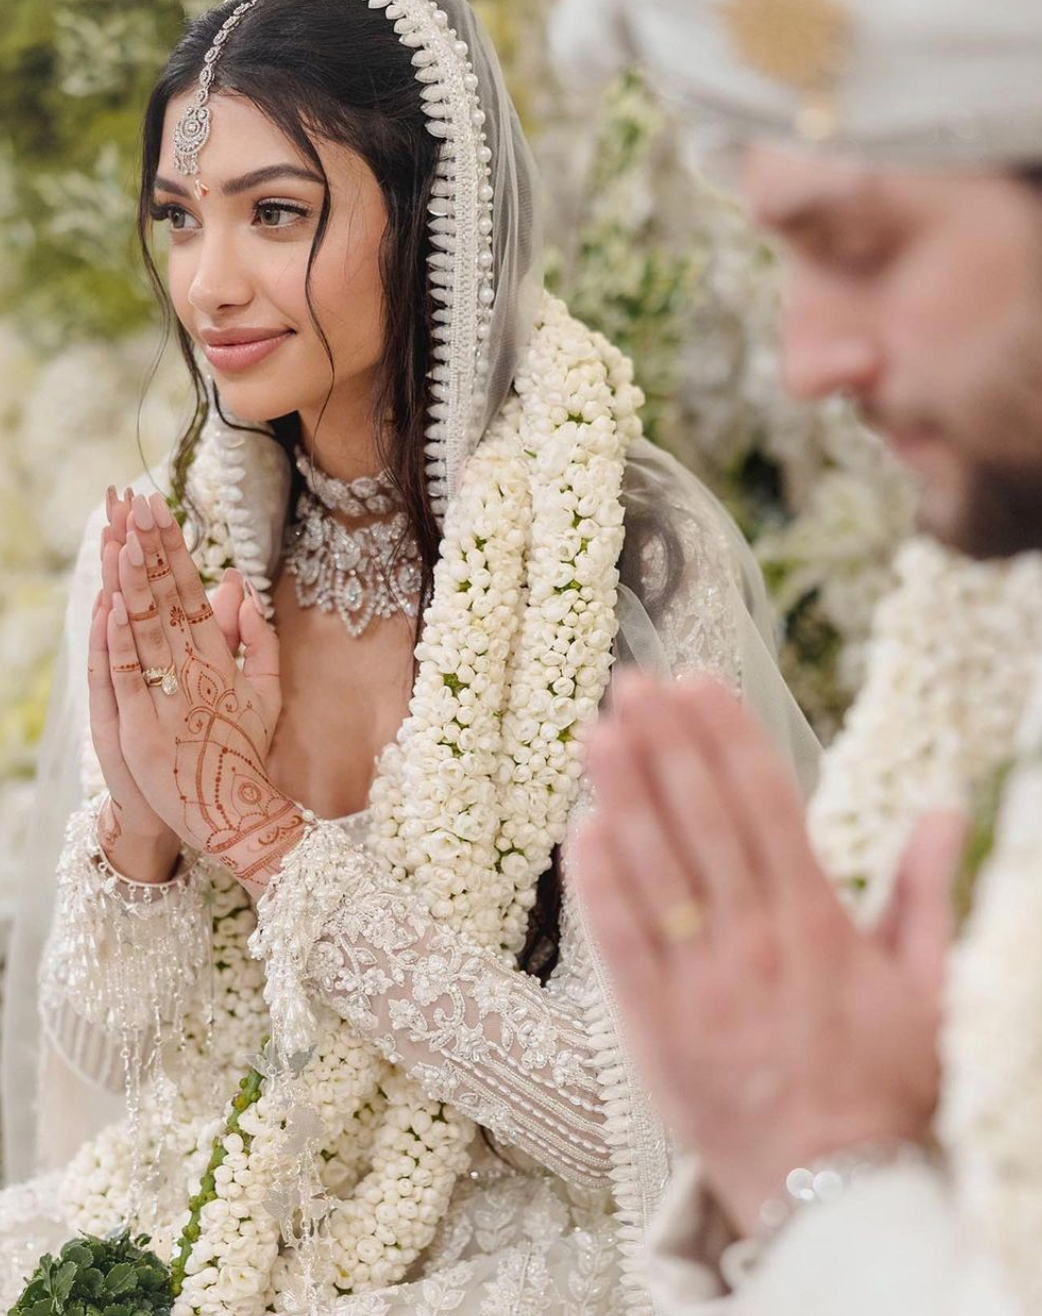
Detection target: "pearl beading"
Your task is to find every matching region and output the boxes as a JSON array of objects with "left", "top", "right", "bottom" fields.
[{"left": 368, "top": 0, "right": 497, "bottom": 524}]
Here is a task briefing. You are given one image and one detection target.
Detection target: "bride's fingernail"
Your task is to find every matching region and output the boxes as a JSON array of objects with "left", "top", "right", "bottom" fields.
[
  {"left": 132, "top": 494, "right": 155, "bottom": 532},
  {"left": 153, "top": 495, "right": 174, "bottom": 530},
  {"left": 244, "top": 578, "right": 264, "bottom": 612},
  {"left": 112, "top": 592, "right": 129, "bottom": 626},
  {"left": 92, "top": 589, "right": 103, "bottom": 618},
  {"left": 127, "top": 532, "right": 145, "bottom": 567},
  {"left": 100, "top": 526, "right": 109, "bottom": 559}
]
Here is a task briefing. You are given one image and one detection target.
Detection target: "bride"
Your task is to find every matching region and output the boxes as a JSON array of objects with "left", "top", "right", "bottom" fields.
[{"left": 0, "top": 0, "right": 816, "bottom": 1310}]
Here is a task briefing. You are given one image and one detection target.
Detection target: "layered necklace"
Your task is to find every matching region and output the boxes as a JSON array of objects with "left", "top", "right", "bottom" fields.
[{"left": 283, "top": 445, "right": 422, "bottom": 638}]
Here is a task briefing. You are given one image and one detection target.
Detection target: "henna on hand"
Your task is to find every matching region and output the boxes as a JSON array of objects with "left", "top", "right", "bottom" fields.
[{"left": 98, "top": 796, "right": 124, "bottom": 853}]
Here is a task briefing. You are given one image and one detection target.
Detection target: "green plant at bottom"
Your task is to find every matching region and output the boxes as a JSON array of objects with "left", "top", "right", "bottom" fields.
[
  {"left": 11, "top": 1058, "right": 267, "bottom": 1314},
  {"left": 9, "top": 1230, "right": 173, "bottom": 1316}
]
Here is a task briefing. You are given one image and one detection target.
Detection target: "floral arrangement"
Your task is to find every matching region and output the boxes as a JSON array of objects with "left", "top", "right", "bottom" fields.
[{"left": 34, "top": 294, "right": 638, "bottom": 1313}]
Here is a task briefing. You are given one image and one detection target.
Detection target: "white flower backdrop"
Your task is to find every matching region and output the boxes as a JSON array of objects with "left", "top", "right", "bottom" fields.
[{"left": 0, "top": 0, "right": 914, "bottom": 1003}]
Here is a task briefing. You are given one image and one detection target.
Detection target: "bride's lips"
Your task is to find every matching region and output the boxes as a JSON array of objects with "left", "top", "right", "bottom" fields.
[{"left": 201, "top": 330, "right": 295, "bottom": 373}]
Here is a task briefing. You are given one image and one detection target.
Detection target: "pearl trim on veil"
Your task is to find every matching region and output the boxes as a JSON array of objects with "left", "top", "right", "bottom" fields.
[{"left": 367, "top": 0, "right": 497, "bottom": 523}]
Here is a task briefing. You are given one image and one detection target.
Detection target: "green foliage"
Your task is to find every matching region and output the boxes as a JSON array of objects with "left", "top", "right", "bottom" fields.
[
  {"left": 10, "top": 1230, "right": 173, "bottom": 1315},
  {"left": 546, "top": 71, "right": 700, "bottom": 448},
  {"left": 0, "top": 0, "right": 186, "bottom": 343}
]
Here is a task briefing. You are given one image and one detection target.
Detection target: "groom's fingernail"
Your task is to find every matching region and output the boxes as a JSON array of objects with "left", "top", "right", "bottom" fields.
[
  {"left": 153, "top": 496, "right": 174, "bottom": 530},
  {"left": 112, "top": 592, "right": 128, "bottom": 626},
  {"left": 132, "top": 493, "right": 154, "bottom": 532},
  {"left": 127, "top": 532, "right": 145, "bottom": 567}
]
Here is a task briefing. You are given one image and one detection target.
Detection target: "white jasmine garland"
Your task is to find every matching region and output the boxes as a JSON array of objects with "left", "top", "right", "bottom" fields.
[
  {"left": 805, "top": 537, "right": 1042, "bottom": 1311},
  {"left": 808, "top": 538, "right": 1042, "bottom": 924},
  {"left": 57, "top": 293, "right": 640, "bottom": 1312}
]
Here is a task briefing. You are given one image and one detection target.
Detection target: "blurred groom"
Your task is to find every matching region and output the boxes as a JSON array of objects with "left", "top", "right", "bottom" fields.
[{"left": 554, "top": 1, "right": 1042, "bottom": 1313}]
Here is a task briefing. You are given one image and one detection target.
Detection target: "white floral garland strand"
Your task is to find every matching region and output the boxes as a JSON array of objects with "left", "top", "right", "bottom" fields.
[
  {"left": 808, "top": 538, "right": 1042, "bottom": 923},
  {"left": 97, "top": 293, "right": 639, "bottom": 1312},
  {"left": 806, "top": 536, "right": 1042, "bottom": 1311},
  {"left": 940, "top": 744, "right": 1042, "bottom": 1316},
  {"left": 490, "top": 314, "right": 642, "bottom": 944},
  {"left": 370, "top": 407, "right": 532, "bottom": 941}
]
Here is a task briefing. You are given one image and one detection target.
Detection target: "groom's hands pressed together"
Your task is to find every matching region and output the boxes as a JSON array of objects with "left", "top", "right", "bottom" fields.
[{"left": 572, "top": 674, "right": 967, "bottom": 1235}]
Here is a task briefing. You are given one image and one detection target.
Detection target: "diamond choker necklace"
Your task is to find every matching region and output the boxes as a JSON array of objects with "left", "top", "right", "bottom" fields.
[{"left": 283, "top": 445, "right": 422, "bottom": 638}]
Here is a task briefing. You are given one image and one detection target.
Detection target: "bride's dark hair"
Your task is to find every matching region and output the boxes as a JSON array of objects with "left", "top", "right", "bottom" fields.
[
  {"left": 138, "top": 0, "right": 442, "bottom": 603},
  {"left": 138, "top": 0, "right": 565, "bottom": 982}
]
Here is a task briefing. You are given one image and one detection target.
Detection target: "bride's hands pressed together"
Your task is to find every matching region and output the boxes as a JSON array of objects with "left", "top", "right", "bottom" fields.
[{"left": 100, "top": 490, "right": 302, "bottom": 897}]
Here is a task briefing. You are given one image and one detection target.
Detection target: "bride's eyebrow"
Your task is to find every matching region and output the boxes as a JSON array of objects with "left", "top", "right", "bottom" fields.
[{"left": 153, "top": 164, "right": 324, "bottom": 198}]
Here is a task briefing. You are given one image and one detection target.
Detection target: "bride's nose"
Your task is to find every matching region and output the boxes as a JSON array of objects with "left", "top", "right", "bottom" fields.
[{"left": 187, "top": 228, "right": 253, "bottom": 317}]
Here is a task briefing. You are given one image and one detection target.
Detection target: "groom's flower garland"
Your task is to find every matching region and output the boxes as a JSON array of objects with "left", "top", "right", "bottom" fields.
[
  {"left": 806, "top": 535, "right": 1042, "bottom": 1311},
  {"left": 808, "top": 538, "right": 1042, "bottom": 923},
  {"left": 56, "top": 294, "right": 641, "bottom": 1314}
]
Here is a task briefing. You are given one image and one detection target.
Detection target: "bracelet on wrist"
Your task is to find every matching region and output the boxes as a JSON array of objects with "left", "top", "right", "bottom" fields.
[
  {"left": 756, "top": 1139, "right": 930, "bottom": 1240},
  {"left": 720, "top": 1139, "right": 932, "bottom": 1292},
  {"left": 92, "top": 793, "right": 186, "bottom": 889}
]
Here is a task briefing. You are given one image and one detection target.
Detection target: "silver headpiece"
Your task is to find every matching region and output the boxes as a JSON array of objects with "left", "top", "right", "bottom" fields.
[{"left": 174, "top": 0, "right": 263, "bottom": 175}]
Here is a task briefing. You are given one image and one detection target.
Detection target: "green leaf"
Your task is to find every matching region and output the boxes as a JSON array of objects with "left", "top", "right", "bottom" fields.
[
  {"left": 54, "top": 1260, "right": 77, "bottom": 1301},
  {"left": 102, "top": 1263, "right": 136, "bottom": 1295},
  {"left": 61, "top": 1243, "right": 92, "bottom": 1268}
]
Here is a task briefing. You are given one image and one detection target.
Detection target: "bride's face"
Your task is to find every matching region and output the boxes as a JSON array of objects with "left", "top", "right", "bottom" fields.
[{"left": 153, "top": 92, "right": 388, "bottom": 432}]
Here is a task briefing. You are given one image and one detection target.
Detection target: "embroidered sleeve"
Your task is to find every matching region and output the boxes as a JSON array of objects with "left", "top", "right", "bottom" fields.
[
  {"left": 251, "top": 819, "right": 612, "bottom": 1189},
  {"left": 38, "top": 797, "right": 211, "bottom": 1088}
]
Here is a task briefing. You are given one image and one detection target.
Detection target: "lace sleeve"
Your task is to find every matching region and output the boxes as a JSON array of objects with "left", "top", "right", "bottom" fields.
[
  {"left": 38, "top": 796, "right": 211, "bottom": 1089},
  {"left": 251, "top": 819, "right": 612, "bottom": 1190}
]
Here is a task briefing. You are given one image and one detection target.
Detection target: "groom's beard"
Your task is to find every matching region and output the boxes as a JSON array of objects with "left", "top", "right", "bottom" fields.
[
  {"left": 937, "top": 338, "right": 1042, "bottom": 559},
  {"left": 872, "top": 323, "right": 1042, "bottom": 561},
  {"left": 946, "top": 458, "right": 1042, "bottom": 559}
]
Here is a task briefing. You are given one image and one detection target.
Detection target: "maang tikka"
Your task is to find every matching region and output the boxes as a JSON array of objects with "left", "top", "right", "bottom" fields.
[{"left": 174, "top": 0, "right": 263, "bottom": 177}]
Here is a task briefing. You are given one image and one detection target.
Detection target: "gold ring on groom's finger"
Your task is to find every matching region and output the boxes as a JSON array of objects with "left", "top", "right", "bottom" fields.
[
  {"left": 143, "top": 664, "right": 179, "bottom": 697},
  {"left": 660, "top": 898, "right": 705, "bottom": 944}
]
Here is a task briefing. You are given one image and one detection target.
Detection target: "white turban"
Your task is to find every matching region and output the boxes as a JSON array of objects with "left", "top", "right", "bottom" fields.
[{"left": 550, "top": 0, "right": 1042, "bottom": 168}]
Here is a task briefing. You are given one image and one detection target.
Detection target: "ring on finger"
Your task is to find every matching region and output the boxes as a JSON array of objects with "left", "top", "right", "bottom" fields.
[
  {"left": 659, "top": 898, "right": 705, "bottom": 944},
  {"left": 143, "top": 664, "right": 179, "bottom": 697}
]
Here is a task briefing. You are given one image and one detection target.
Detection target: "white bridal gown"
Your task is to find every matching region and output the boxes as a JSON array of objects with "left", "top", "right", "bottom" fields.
[{"left": 0, "top": 431, "right": 817, "bottom": 1313}]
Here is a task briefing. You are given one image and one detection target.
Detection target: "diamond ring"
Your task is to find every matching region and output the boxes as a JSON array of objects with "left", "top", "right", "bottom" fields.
[{"left": 142, "top": 664, "right": 179, "bottom": 697}]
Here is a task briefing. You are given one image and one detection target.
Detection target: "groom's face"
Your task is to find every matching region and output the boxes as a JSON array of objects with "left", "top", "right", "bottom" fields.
[{"left": 744, "top": 147, "right": 1042, "bottom": 559}]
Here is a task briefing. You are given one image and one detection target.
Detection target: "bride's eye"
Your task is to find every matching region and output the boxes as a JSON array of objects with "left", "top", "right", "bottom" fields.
[
  {"left": 254, "top": 200, "right": 310, "bottom": 229},
  {"left": 150, "top": 202, "right": 199, "bottom": 233}
]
